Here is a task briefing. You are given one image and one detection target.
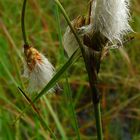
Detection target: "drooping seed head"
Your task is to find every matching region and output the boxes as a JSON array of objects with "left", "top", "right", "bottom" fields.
[{"left": 23, "top": 46, "right": 55, "bottom": 93}]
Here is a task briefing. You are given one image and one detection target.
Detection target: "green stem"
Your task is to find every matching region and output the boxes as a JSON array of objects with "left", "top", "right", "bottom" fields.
[
  {"left": 94, "top": 103, "right": 103, "bottom": 140},
  {"left": 55, "top": 4, "right": 65, "bottom": 61},
  {"left": 54, "top": 0, "right": 84, "bottom": 52},
  {"left": 18, "top": 87, "right": 57, "bottom": 140},
  {"left": 55, "top": 5, "right": 81, "bottom": 140},
  {"left": 65, "top": 76, "right": 81, "bottom": 140},
  {"left": 54, "top": 1, "right": 103, "bottom": 140},
  {"left": 21, "top": 0, "right": 28, "bottom": 45},
  {"left": 38, "top": 117, "right": 57, "bottom": 140}
]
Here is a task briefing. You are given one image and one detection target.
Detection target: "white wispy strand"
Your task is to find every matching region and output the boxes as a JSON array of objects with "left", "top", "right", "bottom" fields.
[
  {"left": 91, "top": 0, "right": 132, "bottom": 42},
  {"left": 63, "top": 21, "right": 80, "bottom": 57},
  {"left": 23, "top": 53, "right": 55, "bottom": 93}
]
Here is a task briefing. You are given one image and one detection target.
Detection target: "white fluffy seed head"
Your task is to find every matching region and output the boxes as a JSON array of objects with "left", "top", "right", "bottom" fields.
[
  {"left": 23, "top": 47, "right": 55, "bottom": 93},
  {"left": 91, "top": 0, "right": 132, "bottom": 42},
  {"left": 63, "top": 0, "right": 133, "bottom": 55}
]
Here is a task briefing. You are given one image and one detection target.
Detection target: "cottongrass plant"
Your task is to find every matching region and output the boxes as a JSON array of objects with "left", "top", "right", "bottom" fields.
[
  {"left": 20, "top": 0, "right": 58, "bottom": 139},
  {"left": 21, "top": 0, "right": 55, "bottom": 93},
  {"left": 18, "top": 0, "right": 133, "bottom": 139},
  {"left": 63, "top": 0, "right": 133, "bottom": 56},
  {"left": 61, "top": 0, "right": 133, "bottom": 140}
]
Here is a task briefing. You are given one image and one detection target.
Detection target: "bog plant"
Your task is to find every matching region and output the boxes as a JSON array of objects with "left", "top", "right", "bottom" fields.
[
  {"left": 19, "top": 0, "right": 133, "bottom": 140},
  {"left": 62, "top": 0, "right": 132, "bottom": 139},
  {"left": 22, "top": 0, "right": 56, "bottom": 93}
]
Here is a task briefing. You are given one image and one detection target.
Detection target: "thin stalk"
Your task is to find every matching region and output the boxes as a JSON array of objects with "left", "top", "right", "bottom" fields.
[
  {"left": 18, "top": 87, "right": 57, "bottom": 140},
  {"left": 37, "top": 116, "right": 57, "bottom": 140},
  {"left": 65, "top": 76, "right": 81, "bottom": 140},
  {"left": 85, "top": 51, "right": 103, "bottom": 140},
  {"left": 85, "top": 57, "right": 103, "bottom": 140},
  {"left": 55, "top": 4, "right": 65, "bottom": 62},
  {"left": 55, "top": 5, "right": 81, "bottom": 140},
  {"left": 94, "top": 103, "right": 103, "bottom": 140},
  {"left": 54, "top": 1, "right": 103, "bottom": 140},
  {"left": 0, "top": 59, "right": 18, "bottom": 87},
  {"left": 54, "top": 0, "right": 84, "bottom": 52},
  {"left": 21, "top": 0, "right": 28, "bottom": 45},
  {"left": 43, "top": 96, "right": 67, "bottom": 140},
  {"left": 92, "top": 89, "right": 103, "bottom": 140}
]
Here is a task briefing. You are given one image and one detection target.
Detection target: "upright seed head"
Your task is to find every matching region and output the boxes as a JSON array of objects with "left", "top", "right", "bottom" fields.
[{"left": 90, "top": 0, "right": 133, "bottom": 42}]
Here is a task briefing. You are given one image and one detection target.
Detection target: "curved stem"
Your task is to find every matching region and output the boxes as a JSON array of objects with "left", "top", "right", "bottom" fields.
[
  {"left": 54, "top": 0, "right": 84, "bottom": 52},
  {"left": 55, "top": 1, "right": 103, "bottom": 140},
  {"left": 21, "top": 0, "right": 28, "bottom": 45}
]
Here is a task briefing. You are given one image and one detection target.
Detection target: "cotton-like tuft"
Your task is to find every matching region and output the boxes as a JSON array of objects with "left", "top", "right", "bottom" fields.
[
  {"left": 63, "top": 25, "right": 79, "bottom": 57},
  {"left": 23, "top": 47, "right": 55, "bottom": 93},
  {"left": 90, "top": 0, "right": 132, "bottom": 42},
  {"left": 63, "top": 0, "right": 133, "bottom": 56},
  {"left": 63, "top": 16, "right": 85, "bottom": 57}
]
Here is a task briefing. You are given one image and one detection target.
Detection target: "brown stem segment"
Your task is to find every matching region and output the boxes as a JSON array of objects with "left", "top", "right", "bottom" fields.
[
  {"left": 84, "top": 49, "right": 103, "bottom": 140},
  {"left": 18, "top": 87, "right": 40, "bottom": 115}
]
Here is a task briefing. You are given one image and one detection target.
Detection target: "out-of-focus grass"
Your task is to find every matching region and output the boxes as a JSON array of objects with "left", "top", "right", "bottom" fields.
[{"left": 0, "top": 0, "right": 140, "bottom": 140}]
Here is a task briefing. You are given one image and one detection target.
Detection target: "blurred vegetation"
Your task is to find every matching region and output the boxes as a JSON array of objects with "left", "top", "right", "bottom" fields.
[{"left": 0, "top": 0, "right": 140, "bottom": 140}]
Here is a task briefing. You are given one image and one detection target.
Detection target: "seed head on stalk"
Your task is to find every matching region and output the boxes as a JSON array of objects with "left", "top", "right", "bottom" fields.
[
  {"left": 63, "top": 0, "right": 133, "bottom": 57},
  {"left": 55, "top": 0, "right": 133, "bottom": 140},
  {"left": 23, "top": 45, "right": 55, "bottom": 93},
  {"left": 21, "top": 0, "right": 55, "bottom": 93}
]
